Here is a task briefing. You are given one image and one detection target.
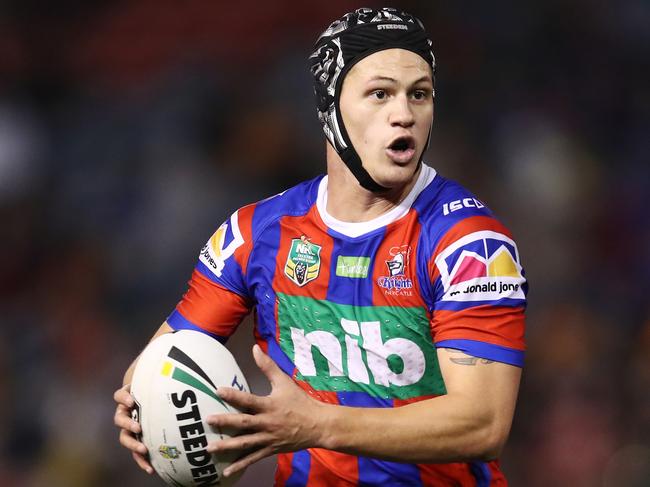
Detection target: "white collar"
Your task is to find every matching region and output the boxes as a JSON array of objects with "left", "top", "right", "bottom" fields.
[{"left": 316, "top": 164, "right": 436, "bottom": 238}]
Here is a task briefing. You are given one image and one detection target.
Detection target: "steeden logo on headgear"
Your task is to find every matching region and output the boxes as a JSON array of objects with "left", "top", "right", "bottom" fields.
[{"left": 377, "top": 24, "right": 408, "bottom": 31}]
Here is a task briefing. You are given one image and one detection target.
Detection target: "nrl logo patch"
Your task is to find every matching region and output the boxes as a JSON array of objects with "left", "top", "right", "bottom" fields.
[
  {"left": 158, "top": 444, "right": 181, "bottom": 460},
  {"left": 285, "top": 236, "right": 322, "bottom": 286}
]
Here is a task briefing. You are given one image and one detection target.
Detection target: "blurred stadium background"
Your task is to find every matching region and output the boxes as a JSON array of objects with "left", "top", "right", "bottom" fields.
[{"left": 0, "top": 1, "right": 648, "bottom": 486}]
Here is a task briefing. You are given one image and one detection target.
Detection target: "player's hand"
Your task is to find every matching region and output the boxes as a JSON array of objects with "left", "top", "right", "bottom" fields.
[
  {"left": 205, "top": 344, "right": 328, "bottom": 478},
  {"left": 113, "top": 384, "right": 154, "bottom": 475}
]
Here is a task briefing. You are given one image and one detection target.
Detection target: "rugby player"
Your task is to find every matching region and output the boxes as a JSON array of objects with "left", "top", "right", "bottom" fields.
[{"left": 114, "top": 8, "right": 526, "bottom": 485}]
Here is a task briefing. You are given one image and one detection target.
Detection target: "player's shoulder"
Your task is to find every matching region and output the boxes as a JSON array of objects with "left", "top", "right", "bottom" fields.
[
  {"left": 414, "top": 170, "right": 526, "bottom": 309},
  {"left": 243, "top": 175, "right": 323, "bottom": 238},
  {"left": 413, "top": 169, "right": 516, "bottom": 255},
  {"left": 208, "top": 175, "right": 322, "bottom": 254},
  {"left": 197, "top": 175, "right": 322, "bottom": 282},
  {"left": 414, "top": 169, "right": 493, "bottom": 224},
  {"left": 211, "top": 175, "right": 321, "bottom": 235}
]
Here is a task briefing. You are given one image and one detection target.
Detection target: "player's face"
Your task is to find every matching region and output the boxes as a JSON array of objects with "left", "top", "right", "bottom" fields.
[{"left": 339, "top": 48, "right": 434, "bottom": 189}]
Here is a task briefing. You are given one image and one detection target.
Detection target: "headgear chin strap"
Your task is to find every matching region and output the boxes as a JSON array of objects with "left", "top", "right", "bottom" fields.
[{"left": 310, "top": 7, "right": 436, "bottom": 193}]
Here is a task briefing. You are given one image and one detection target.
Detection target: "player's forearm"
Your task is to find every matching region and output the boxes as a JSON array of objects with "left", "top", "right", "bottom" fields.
[
  {"left": 318, "top": 393, "right": 507, "bottom": 463},
  {"left": 122, "top": 358, "right": 138, "bottom": 387},
  {"left": 123, "top": 321, "right": 174, "bottom": 387}
]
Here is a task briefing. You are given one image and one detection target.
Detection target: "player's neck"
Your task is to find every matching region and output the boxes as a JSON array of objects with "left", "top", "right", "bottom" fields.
[{"left": 324, "top": 148, "right": 419, "bottom": 223}]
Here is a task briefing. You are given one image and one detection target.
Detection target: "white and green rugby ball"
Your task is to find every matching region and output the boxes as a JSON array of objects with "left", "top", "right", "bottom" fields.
[{"left": 130, "top": 330, "right": 249, "bottom": 487}]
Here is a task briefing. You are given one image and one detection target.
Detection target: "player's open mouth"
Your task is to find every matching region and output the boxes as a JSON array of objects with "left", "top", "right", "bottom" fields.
[{"left": 386, "top": 136, "right": 416, "bottom": 164}]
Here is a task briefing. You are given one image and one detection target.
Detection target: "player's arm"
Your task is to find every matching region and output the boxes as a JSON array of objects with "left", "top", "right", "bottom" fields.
[
  {"left": 114, "top": 205, "right": 255, "bottom": 474},
  {"left": 121, "top": 321, "right": 174, "bottom": 387},
  {"left": 113, "top": 321, "right": 174, "bottom": 475},
  {"left": 320, "top": 347, "right": 521, "bottom": 462},
  {"left": 207, "top": 345, "right": 520, "bottom": 476},
  {"left": 113, "top": 272, "right": 251, "bottom": 474},
  {"left": 113, "top": 273, "right": 249, "bottom": 475}
]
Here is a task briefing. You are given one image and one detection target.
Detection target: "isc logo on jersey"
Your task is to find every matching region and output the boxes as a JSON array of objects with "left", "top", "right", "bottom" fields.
[
  {"left": 199, "top": 212, "right": 245, "bottom": 278},
  {"left": 435, "top": 230, "right": 526, "bottom": 303}
]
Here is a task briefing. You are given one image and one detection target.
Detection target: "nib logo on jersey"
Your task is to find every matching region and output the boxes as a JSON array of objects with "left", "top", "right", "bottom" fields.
[
  {"left": 276, "top": 293, "right": 445, "bottom": 399},
  {"left": 435, "top": 231, "right": 526, "bottom": 303}
]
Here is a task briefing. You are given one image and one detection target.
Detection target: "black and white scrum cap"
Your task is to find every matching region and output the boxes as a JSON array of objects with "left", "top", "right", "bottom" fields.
[{"left": 309, "top": 7, "right": 436, "bottom": 192}]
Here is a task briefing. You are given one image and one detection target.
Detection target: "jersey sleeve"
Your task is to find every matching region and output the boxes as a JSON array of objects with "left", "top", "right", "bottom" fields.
[
  {"left": 428, "top": 215, "right": 527, "bottom": 367},
  {"left": 167, "top": 204, "right": 256, "bottom": 342}
]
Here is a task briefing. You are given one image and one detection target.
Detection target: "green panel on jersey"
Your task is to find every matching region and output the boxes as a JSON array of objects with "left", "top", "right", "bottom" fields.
[{"left": 277, "top": 293, "right": 446, "bottom": 399}]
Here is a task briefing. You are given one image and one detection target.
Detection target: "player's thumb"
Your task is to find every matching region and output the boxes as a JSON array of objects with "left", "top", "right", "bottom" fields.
[{"left": 252, "top": 344, "right": 285, "bottom": 387}]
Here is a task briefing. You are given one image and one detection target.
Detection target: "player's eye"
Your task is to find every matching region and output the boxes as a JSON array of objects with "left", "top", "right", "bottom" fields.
[
  {"left": 371, "top": 89, "right": 387, "bottom": 100},
  {"left": 412, "top": 90, "right": 428, "bottom": 100}
]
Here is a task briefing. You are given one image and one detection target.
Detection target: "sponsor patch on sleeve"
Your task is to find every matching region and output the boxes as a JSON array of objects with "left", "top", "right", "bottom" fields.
[
  {"left": 434, "top": 231, "right": 526, "bottom": 303},
  {"left": 199, "top": 211, "right": 245, "bottom": 278}
]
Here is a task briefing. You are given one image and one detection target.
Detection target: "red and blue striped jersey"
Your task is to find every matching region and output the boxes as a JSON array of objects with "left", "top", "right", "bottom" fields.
[{"left": 168, "top": 165, "right": 526, "bottom": 486}]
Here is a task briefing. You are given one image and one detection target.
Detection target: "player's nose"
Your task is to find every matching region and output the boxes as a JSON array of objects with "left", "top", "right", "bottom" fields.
[{"left": 389, "top": 94, "right": 415, "bottom": 127}]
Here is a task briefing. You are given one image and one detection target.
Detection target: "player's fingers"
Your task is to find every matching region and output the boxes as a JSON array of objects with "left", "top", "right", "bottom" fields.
[
  {"left": 119, "top": 428, "right": 148, "bottom": 456},
  {"left": 217, "top": 387, "right": 266, "bottom": 412},
  {"left": 132, "top": 451, "right": 154, "bottom": 475},
  {"left": 206, "top": 412, "right": 261, "bottom": 431},
  {"left": 114, "top": 405, "right": 142, "bottom": 434},
  {"left": 207, "top": 432, "right": 272, "bottom": 454},
  {"left": 252, "top": 344, "right": 287, "bottom": 386},
  {"left": 113, "top": 386, "right": 134, "bottom": 408},
  {"left": 222, "top": 445, "right": 274, "bottom": 478}
]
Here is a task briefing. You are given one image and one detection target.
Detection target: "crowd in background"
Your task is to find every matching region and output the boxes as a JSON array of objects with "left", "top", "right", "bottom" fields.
[{"left": 0, "top": 1, "right": 648, "bottom": 486}]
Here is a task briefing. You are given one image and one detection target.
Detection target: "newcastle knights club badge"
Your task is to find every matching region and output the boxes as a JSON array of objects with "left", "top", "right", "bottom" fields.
[{"left": 285, "top": 236, "right": 322, "bottom": 286}]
